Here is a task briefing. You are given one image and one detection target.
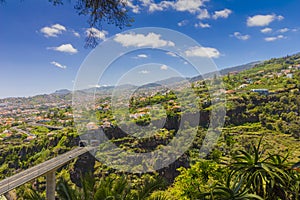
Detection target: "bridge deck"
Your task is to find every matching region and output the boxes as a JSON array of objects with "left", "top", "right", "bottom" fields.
[{"left": 0, "top": 147, "right": 94, "bottom": 195}]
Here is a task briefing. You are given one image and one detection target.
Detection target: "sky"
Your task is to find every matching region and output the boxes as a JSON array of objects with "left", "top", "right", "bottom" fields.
[{"left": 0, "top": 0, "right": 300, "bottom": 98}]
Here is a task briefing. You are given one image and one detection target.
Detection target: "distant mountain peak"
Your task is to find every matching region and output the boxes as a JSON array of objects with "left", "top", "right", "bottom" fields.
[{"left": 54, "top": 89, "right": 71, "bottom": 95}]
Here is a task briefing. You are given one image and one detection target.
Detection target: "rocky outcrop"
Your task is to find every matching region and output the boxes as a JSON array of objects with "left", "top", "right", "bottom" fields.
[{"left": 69, "top": 152, "right": 96, "bottom": 187}]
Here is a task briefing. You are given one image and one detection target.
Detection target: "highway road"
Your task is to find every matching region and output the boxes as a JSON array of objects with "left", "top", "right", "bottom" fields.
[
  {"left": 0, "top": 146, "right": 94, "bottom": 195},
  {"left": 11, "top": 127, "right": 36, "bottom": 137},
  {"left": 28, "top": 122, "right": 63, "bottom": 130}
]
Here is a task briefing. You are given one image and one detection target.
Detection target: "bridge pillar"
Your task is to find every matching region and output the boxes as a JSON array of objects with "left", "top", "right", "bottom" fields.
[{"left": 46, "top": 170, "right": 56, "bottom": 200}]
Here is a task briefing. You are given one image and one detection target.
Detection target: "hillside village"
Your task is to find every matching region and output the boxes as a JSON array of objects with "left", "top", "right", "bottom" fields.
[
  {"left": 0, "top": 53, "right": 300, "bottom": 199},
  {"left": 1, "top": 53, "right": 300, "bottom": 146}
]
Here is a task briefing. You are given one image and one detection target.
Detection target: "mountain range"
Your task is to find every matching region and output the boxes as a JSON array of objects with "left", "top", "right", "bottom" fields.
[{"left": 55, "top": 60, "right": 262, "bottom": 95}]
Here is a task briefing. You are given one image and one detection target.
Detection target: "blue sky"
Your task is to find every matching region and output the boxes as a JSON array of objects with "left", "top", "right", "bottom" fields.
[{"left": 0, "top": 0, "right": 300, "bottom": 98}]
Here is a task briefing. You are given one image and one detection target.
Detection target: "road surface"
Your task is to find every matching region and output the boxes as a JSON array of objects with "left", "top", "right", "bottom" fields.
[
  {"left": 0, "top": 146, "right": 94, "bottom": 195},
  {"left": 11, "top": 127, "right": 35, "bottom": 137}
]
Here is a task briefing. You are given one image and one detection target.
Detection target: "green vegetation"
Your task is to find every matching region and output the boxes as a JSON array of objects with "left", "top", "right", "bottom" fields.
[{"left": 0, "top": 53, "right": 300, "bottom": 199}]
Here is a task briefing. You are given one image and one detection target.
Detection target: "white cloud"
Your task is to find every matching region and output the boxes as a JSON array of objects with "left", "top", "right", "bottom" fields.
[
  {"left": 72, "top": 30, "right": 80, "bottom": 37},
  {"left": 178, "top": 20, "right": 189, "bottom": 27},
  {"left": 264, "top": 35, "right": 285, "bottom": 42},
  {"left": 127, "top": 0, "right": 141, "bottom": 13},
  {"left": 169, "top": 0, "right": 207, "bottom": 13},
  {"left": 247, "top": 14, "right": 283, "bottom": 27},
  {"left": 137, "top": 54, "right": 148, "bottom": 58},
  {"left": 40, "top": 24, "right": 81, "bottom": 38},
  {"left": 212, "top": 9, "right": 232, "bottom": 19},
  {"left": 160, "top": 65, "right": 168, "bottom": 70},
  {"left": 48, "top": 44, "right": 78, "bottom": 54},
  {"left": 40, "top": 24, "right": 66, "bottom": 37},
  {"left": 277, "top": 15, "right": 284, "bottom": 21},
  {"left": 85, "top": 28, "right": 108, "bottom": 40},
  {"left": 138, "top": 0, "right": 163, "bottom": 12},
  {"left": 141, "top": 0, "right": 208, "bottom": 13},
  {"left": 114, "top": 32, "right": 175, "bottom": 48},
  {"left": 51, "top": 61, "right": 67, "bottom": 69},
  {"left": 139, "top": 0, "right": 152, "bottom": 6},
  {"left": 149, "top": 2, "right": 165, "bottom": 12},
  {"left": 185, "top": 46, "right": 220, "bottom": 58},
  {"left": 166, "top": 52, "right": 178, "bottom": 57},
  {"left": 139, "top": 70, "right": 150, "bottom": 74},
  {"left": 232, "top": 32, "right": 250, "bottom": 40},
  {"left": 51, "top": 24, "right": 66, "bottom": 31},
  {"left": 88, "top": 84, "right": 101, "bottom": 88},
  {"left": 195, "top": 22, "right": 211, "bottom": 28},
  {"left": 261, "top": 27, "right": 272, "bottom": 34},
  {"left": 197, "top": 9, "right": 210, "bottom": 19},
  {"left": 264, "top": 37, "right": 277, "bottom": 42},
  {"left": 278, "top": 28, "right": 289, "bottom": 33}
]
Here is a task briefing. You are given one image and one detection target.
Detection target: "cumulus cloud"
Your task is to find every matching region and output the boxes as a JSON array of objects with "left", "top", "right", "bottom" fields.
[
  {"left": 185, "top": 46, "right": 220, "bottom": 58},
  {"left": 261, "top": 27, "right": 272, "bottom": 34},
  {"left": 264, "top": 35, "right": 285, "bottom": 42},
  {"left": 51, "top": 61, "right": 67, "bottom": 69},
  {"left": 72, "top": 30, "right": 80, "bottom": 37},
  {"left": 166, "top": 52, "right": 177, "bottom": 57},
  {"left": 278, "top": 28, "right": 289, "bottom": 33},
  {"left": 232, "top": 32, "right": 250, "bottom": 40},
  {"left": 160, "top": 64, "right": 168, "bottom": 70},
  {"left": 88, "top": 84, "right": 101, "bottom": 88},
  {"left": 140, "top": 0, "right": 208, "bottom": 13},
  {"left": 137, "top": 54, "right": 148, "bottom": 58},
  {"left": 139, "top": 0, "right": 166, "bottom": 12},
  {"left": 148, "top": 3, "right": 164, "bottom": 12},
  {"left": 51, "top": 24, "right": 66, "bottom": 31},
  {"left": 212, "top": 9, "right": 232, "bottom": 19},
  {"left": 47, "top": 44, "right": 78, "bottom": 54},
  {"left": 126, "top": 0, "right": 141, "bottom": 13},
  {"left": 85, "top": 28, "right": 108, "bottom": 40},
  {"left": 197, "top": 9, "right": 210, "bottom": 19},
  {"left": 178, "top": 20, "right": 189, "bottom": 27},
  {"left": 277, "top": 15, "right": 284, "bottom": 21},
  {"left": 171, "top": 0, "right": 207, "bottom": 13},
  {"left": 40, "top": 24, "right": 66, "bottom": 37},
  {"left": 247, "top": 14, "right": 283, "bottom": 27},
  {"left": 195, "top": 22, "right": 211, "bottom": 28},
  {"left": 139, "top": 70, "right": 150, "bottom": 74},
  {"left": 114, "top": 32, "right": 175, "bottom": 48}
]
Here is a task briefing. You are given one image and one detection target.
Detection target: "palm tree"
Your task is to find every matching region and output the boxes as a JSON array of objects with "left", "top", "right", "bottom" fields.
[
  {"left": 57, "top": 172, "right": 98, "bottom": 200},
  {"left": 94, "top": 175, "right": 130, "bottom": 200},
  {"left": 128, "top": 176, "right": 166, "bottom": 200},
  {"left": 56, "top": 176, "right": 82, "bottom": 200},
  {"left": 198, "top": 173, "right": 263, "bottom": 200},
  {"left": 213, "top": 175, "right": 263, "bottom": 200},
  {"left": 284, "top": 169, "right": 300, "bottom": 200},
  {"left": 22, "top": 186, "right": 45, "bottom": 200},
  {"left": 56, "top": 173, "right": 166, "bottom": 200},
  {"left": 229, "top": 136, "right": 292, "bottom": 199}
]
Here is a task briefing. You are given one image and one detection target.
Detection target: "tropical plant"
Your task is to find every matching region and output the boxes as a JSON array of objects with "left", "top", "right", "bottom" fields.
[
  {"left": 129, "top": 176, "right": 166, "bottom": 200},
  {"left": 56, "top": 173, "right": 166, "bottom": 200},
  {"left": 22, "top": 186, "right": 45, "bottom": 200},
  {"left": 229, "top": 136, "right": 292, "bottom": 199},
  {"left": 200, "top": 174, "right": 264, "bottom": 200},
  {"left": 94, "top": 175, "right": 130, "bottom": 200}
]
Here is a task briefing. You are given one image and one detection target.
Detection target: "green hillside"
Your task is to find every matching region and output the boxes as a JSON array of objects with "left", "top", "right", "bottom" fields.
[{"left": 0, "top": 53, "right": 300, "bottom": 199}]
